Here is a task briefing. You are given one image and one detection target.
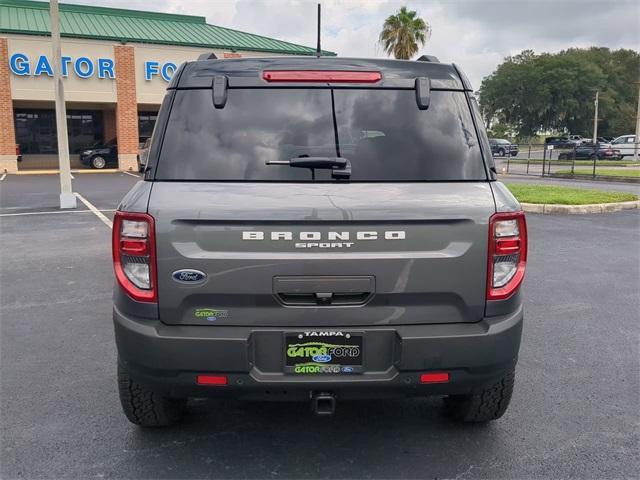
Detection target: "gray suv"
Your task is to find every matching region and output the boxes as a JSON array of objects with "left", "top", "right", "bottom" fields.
[{"left": 112, "top": 56, "right": 527, "bottom": 426}]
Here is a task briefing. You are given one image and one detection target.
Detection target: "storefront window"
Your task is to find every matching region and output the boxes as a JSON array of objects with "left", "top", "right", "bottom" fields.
[
  {"left": 14, "top": 109, "right": 104, "bottom": 154},
  {"left": 138, "top": 111, "right": 158, "bottom": 145}
]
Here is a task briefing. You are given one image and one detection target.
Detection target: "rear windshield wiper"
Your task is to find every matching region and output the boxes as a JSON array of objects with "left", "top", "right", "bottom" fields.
[{"left": 266, "top": 157, "right": 351, "bottom": 179}]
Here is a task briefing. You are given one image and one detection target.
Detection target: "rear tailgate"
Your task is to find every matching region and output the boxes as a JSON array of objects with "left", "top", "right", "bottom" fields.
[{"left": 150, "top": 182, "right": 494, "bottom": 327}]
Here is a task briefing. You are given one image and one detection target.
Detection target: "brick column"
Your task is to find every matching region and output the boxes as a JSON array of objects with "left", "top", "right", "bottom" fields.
[
  {"left": 103, "top": 109, "right": 117, "bottom": 142},
  {"left": 114, "top": 45, "right": 139, "bottom": 171},
  {"left": 0, "top": 37, "right": 18, "bottom": 173}
]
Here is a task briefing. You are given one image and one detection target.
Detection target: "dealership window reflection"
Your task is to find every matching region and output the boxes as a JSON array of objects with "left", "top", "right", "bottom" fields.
[{"left": 14, "top": 109, "right": 104, "bottom": 154}]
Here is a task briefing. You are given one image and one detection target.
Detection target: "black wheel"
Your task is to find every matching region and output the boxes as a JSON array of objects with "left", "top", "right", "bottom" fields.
[
  {"left": 117, "top": 362, "right": 186, "bottom": 427},
  {"left": 558, "top": 153, "right": 567, "bottom": 160},
  {"left": 589, "top": 154, "right": 597, "bottom": 160},
  {"left": 91, "top": 155, "right": 107, "bottom": 169},
  {"left": 498, "top": 148, "right": 505, "bottom": 157},
  {"left": 443, "top": 369, "right": 515, "bottom": 423}
]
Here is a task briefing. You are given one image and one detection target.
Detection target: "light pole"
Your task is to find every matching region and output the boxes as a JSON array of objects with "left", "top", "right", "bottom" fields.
[
  {"left": 51, "top": 0, "right": 76, "bottom": 209},
  {"left": 592, "top": 90, "right": 599, "bottom": 144},
  {"left": 634, "top": 83, "right": 640, "bottom": 162}
]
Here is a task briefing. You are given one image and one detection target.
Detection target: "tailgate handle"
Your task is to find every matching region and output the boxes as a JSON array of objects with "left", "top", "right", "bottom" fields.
[{"left": 273, "top": 276, "right": 375, "bottom": 306}]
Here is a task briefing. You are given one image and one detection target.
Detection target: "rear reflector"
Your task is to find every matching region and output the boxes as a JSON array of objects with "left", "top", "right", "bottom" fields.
[
  {"left": 196, "top": 375, "right": 228, "bottom": 386},
  {"left": 420, "top": 372, "right": 449, "bottom": 384},
  {"left": 262, "top": 70, "right": 382, "bottom": 83}
]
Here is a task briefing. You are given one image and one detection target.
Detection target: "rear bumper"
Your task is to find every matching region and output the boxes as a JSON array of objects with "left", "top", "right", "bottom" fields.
[{"left": 114, "top": 306, "right": 523, "bottom": 399}]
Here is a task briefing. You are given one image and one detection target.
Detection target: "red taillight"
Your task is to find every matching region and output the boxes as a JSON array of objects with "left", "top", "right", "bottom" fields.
[
  {"left": 112, "top": 211, "right": 157, "bottom": 303},
  {"left": 196, "top": 375, "right": 228, "bottom": 386},
  {"left": 15, "top": 144, "right": 20, "bottom": 155},
  {"left": 420, "top": 372, "right": 449, "bottom": 384},
  {"left": 487, "top": 211, "right": 527, "bottom": 301},
  {"left": 262, "top": 70, "right": 382, "bottom": 83}
]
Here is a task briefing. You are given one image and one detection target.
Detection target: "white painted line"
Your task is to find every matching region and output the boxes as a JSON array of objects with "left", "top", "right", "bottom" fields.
[
  {"left": 122, "top": 171, "right": 140, "bottom": 178},
  {"left": 0, "top": 173, "right": 6, "bottom": 181},
  {"left": 0, "top": 209, "right": 115, "bottom": 217},
  {"left": 74, "top": 192, "right": 113, "bottom": 229},
  {"left": 70, "top": 173, "right": 75, "bottom": 179}
]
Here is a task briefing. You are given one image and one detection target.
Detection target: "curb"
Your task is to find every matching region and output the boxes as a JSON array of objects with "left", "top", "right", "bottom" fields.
[
  {"left": 12, "top": 169, "right": 123, "bottom": 175},
  {"left": 521, "top": 200, "right": 640, "bottom": 214}
]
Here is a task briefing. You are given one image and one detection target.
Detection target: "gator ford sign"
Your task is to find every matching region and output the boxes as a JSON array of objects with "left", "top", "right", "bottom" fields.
[{"left": 9, "top": 53, "right": 177, "bottom": 81}]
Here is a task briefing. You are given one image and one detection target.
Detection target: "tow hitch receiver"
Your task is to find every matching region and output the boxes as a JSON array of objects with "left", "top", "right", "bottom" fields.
[{"left": 311, "top": 392, "right": 336, "bottom": 415}]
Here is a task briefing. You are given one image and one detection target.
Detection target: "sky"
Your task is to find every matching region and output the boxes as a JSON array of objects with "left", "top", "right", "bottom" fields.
[{"left": 65, "top": 0, "right": 640, "bottom": 89}]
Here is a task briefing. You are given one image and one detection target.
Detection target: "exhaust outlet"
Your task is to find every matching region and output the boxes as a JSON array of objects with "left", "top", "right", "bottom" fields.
[{"left": 311, "top": 392, "right": 336, "bottom": 415}]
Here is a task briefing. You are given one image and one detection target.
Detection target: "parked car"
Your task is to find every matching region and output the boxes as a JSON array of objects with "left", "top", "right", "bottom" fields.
[
  {"left": 489, "top": 138, "right": 519, "bottom": 157},
  {"left": 567, "top": 135, "right": 587, "bottom": 145},
  {"left": 611, "top": 135, "right": 637, "bottom": 159},
  {"left": 138, "top": 137, "right": 151, "bottom": 173},
  {"left": 80, "top": 138, "right": 118, "bottom": 169},
  {"left": 112, "top": 56, "right": 527, "bottom": 427},
  {"left": 557, "top": 142, "right": 620, "bottom": 160},
  {"left": 545, "top": 136, "right": 577, "bottom": 149}
]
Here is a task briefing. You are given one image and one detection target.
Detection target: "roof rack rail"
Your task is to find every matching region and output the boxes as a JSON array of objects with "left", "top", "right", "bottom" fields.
[
  {"left": 416, "top": 55, "right": 439, "bottom": 63},
  {"left": 197, "top": 53, "right": 218, "bottom": 61}
]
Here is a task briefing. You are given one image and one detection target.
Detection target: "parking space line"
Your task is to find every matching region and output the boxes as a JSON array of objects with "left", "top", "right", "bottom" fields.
[
  {"left": 122, "top": 171, "right": 140, "bottom": 178},
  {"left": 70, "top": 173, "right": 75, "bottom": 179},
  {"left": 0, "top": 173, "right": 6, "bottom": 181},
  {"left": 0, "top": 209, "right": 115, "bottom": 217},
  {"left": 74, "top": 192, "right": 113, "bottom": 229}
]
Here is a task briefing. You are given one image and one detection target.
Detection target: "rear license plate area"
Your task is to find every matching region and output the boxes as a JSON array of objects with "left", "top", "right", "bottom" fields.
[{"left": 284, "top": 332, "right": 363, "bottom": 374}]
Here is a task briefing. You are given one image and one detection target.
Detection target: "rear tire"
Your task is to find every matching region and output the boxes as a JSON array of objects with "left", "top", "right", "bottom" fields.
[
  {"left": 117, "top": 363, "right": 186, "bottom": 427},
  {"left": 443, "top": 369, "right": 515, "bottom": 423},
  {"left": 498, "top": 148, "right": 505, "bottom": 157}
]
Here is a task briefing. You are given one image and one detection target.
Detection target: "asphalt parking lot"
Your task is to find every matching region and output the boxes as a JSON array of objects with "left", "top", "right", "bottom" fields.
[{"left": 1, "top": 173, "right": 639, "bottom": 479}]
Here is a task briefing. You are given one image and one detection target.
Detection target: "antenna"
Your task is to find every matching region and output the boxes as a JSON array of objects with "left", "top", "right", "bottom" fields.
[{"left": 316, "top": 3, "right": 321, "bottom": 57}]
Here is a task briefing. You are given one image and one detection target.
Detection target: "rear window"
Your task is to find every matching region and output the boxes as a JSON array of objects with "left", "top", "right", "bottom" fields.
[{"left": 155, "top": 88, "right": 487, "bottom": 181}]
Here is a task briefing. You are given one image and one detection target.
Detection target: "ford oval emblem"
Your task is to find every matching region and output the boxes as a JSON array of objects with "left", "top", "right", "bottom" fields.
[
  {"left": 172, "top": 269, "right": 207, "bottom": 284},
  {"left": 312, "top": 354, "right": 332, "bottom": 363}
]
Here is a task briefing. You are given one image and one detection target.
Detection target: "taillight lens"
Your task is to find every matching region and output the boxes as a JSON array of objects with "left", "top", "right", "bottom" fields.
[
  {"left": 487, "top": 211, "right": 527, "bottom": 300},
  {"left": 112, "top": 211, "right": 157, "bottom": 302}
]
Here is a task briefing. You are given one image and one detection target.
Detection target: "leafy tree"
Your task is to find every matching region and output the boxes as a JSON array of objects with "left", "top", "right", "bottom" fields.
[
  {"left": 379, "top": 6, "right": 430, "bottom": 60},
  {"left": 479, "top": 48, "right": 639, "bottom": 138}
]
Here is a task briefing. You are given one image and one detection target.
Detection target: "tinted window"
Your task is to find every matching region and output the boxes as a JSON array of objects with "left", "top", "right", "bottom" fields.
[{"left": 156, "top": 89, "right": 486, "bottom": 181}]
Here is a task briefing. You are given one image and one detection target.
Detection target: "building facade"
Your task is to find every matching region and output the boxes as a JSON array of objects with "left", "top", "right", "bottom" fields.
[{"left": 0, "top": 0, "right": 331, "bottom": 172}]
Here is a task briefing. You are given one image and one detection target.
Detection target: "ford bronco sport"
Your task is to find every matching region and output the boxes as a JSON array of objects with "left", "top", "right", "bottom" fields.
[{"left": 113, "top": 56, "right": 527, "bottom": 426}]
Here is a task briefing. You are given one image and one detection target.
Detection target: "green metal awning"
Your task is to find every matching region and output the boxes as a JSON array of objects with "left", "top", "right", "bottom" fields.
[{"left": 0, "top": 0, "right": 335, "bottom": 56}]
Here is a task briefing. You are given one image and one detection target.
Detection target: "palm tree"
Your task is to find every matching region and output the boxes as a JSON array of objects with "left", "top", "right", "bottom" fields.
[{"left": 379, "top": 6, "right": 430, "bottom": 60}]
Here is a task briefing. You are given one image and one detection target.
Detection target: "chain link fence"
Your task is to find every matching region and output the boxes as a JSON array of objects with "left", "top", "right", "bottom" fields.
[{"left": 494, "top": 143, "right": 640, "bottom": 181}]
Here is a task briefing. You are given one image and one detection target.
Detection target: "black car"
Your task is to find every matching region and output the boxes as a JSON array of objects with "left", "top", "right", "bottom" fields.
[
  {"left": 489, "top": 138, "right": 518, "bottom": 157},
  {"left": 80, "top": 138, "right": 118, "bottom": 169},
  {"left": 558, "top": 143, "right": 619, "bottom": 160},
  {"left": 545, "top": 136, "right": 577, "bottom": 149}
]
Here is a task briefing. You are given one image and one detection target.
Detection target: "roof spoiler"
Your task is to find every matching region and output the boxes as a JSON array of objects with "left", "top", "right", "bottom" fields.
[
  {"left": 416, "top": 55, "right": 439, "bottom": 63},
  {"left": 197, "top": 52, "right": 218, "bottom": 61}
]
